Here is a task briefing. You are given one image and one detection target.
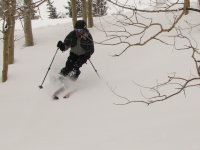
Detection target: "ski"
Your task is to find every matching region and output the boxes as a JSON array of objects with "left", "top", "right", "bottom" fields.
[
  {"left": 52, "top": 86, "right": 65, "bottom": 100},
  {"left": 63, "top": 91, "right": 72, "bottom": 98},
  {"left": 50, "top": 73, "right": 78, "bottom": 100},
  {"left": 63, "top": 89, "right": 77, "bottom": 98},
  {"left": 52, "top": 87, "right": 77, "bottom": 100},
  {"left": 52, "top": 95, "right": 59, "bottom": 100},
  {"left": 63, "top": 94, "right": 70, "bottom": 98}
]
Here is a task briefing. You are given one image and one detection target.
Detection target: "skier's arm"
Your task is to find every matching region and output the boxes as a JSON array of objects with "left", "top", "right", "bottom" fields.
[
  {"left": 57, "top": 31, "right": 74, "bottom": 52},
  {"left": 63, "top": 31, "right": 74, "bottom": 50},
  {"left": 57, "top": 41, "right": 65, "bottom": 51}
]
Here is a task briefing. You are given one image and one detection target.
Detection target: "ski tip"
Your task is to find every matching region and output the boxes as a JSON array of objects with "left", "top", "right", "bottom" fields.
[
  {"left": 63, "top": 92, "right": 71, "bottom": 98},
  {"left": 63, "top": 95, "right": 70, "bottom": 98},
  {"left": 52, "top": 95, "right": 59, "bottom": 100}
]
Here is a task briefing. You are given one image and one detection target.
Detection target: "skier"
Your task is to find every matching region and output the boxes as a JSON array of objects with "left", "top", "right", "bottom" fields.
[{"left": 57, "top": 20, "right": 94, "bottom": 81}]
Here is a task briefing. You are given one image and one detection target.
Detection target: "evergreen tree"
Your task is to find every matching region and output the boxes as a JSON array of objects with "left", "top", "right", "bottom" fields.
[
  {"left": 31, "top": 4, "right": 39, "bottom": 20},
  {"left": 66, "top": 0, "right": 84, "bottom": 18},
  {"left": 65, "top": 1, "right": 72, "bottom": 17},
  {"left": 76, "top": 0, "right": 82, "bottom": 17},
  {"left": 93, "top": 0, "right": 107, "bottom": 16},
  {"left": 66, "top": 0, "right": 107, "bottom": 18},
  {"left": 46, "top": 0, "right": 58, "bottom": 19}
]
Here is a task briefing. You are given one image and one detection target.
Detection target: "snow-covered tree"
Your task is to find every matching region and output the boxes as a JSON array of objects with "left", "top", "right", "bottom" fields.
[
  {"left": 66, "top": 0, "right": 107, "bottom": 18},
  {"left": 67, "top": 0, "right": 82, "bottom": 18},
  {"left": 31, "top": 3, "right": 39, "bottom": 20},
  {"left": 46, "top": 0, "right": 58, "bottom": 19},
  {"left": 93, "top": 0, "right": 107, "bottom": 16},
  {"left": 65, "top": 1, "right": 72, "bottom": 17}
]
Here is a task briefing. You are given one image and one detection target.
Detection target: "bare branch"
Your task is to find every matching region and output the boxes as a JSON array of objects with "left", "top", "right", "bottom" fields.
[
  {"left": 107, "top": 0, "right": 200, "bottom": 13},
  {"left": 100, "top": 1, "right": 200, "bottom": 105}
]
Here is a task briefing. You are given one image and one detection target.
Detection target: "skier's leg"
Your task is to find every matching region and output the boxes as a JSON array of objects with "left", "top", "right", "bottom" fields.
[
  {"left": 60, "top": 53, "right": 78, "bottom": 76},
  {"left": 70, "top": 55, "right": 89, "bottom": 80}
]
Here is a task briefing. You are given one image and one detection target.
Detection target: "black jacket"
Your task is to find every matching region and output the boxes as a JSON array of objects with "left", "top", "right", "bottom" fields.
[{"left": 63, "top": 29, "right": 94, "bottom": 56}]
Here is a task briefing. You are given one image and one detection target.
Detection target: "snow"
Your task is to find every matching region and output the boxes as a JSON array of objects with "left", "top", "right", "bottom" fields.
[{"left": 1, "top": 2, "right": 200, "bottom": 150}]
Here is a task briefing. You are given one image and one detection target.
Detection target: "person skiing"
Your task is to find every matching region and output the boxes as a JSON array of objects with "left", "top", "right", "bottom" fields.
[{"left": 56, "top": 20, "right": 94, "bottom": 80}]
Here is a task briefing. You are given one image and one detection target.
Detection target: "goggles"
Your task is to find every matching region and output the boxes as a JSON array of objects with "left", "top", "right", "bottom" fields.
[{"left": 75, "top": 28, "right": 84, "bottom": 32}]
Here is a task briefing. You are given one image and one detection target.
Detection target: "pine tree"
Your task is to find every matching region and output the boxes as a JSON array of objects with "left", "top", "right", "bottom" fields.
[
  {"left": 65, "top": 1, "right": 72, "bottom": 17},
  {"left": 66, "top": 0, "right": 83, "bottom": 18},
  {"left": 66, "top": 0, "right": 108, "bottom": 18},
  {"left": 46, "top": 0, "right": 58, "bottom": 19},
  {"left": 31, "top": 3, "right": 39, "bottom": 20},
  {"left": 93, "top": 0, "right": 107, "bottom": 17},
  {"left": 76, "top": 0, "right": 82, "bottom": 17}
]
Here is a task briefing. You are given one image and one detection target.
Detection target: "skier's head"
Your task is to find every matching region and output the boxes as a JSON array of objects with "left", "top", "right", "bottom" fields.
[
  {"left": 74, "top": 20, "right": 87, "bottom": 37},
  {"left": 74, "top": 20, "right": 87, "bottom": 30}
]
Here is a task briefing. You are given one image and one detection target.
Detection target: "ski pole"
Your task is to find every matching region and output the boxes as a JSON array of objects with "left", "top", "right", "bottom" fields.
[
  {"left": 89, "top": 59, "right": 101, "bottom": 79},
  {"left": 39, "top": 48, "right": 59, "bottom": 89}
]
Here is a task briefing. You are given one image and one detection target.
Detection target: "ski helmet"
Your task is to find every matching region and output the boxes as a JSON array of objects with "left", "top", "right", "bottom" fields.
[{"left": 74, "top": 20, "right": 87, "bottom": 29}]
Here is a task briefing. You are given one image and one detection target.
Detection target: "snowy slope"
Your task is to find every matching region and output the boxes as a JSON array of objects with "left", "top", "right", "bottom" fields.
[{"left": 0, "top": 7, "right": 200, "bottom": 150}]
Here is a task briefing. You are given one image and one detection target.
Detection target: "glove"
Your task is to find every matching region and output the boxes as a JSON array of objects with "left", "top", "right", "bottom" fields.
[{"left": 57, "top": 41, "right": 65, "bottom": 51}]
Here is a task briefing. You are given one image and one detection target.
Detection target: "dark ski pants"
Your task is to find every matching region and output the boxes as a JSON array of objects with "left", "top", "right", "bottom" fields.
[{"left": 60, "top": 52, "right": 90, "bottom": 78}]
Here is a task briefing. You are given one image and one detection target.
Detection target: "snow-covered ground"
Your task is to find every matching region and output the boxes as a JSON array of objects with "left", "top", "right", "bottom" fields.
[{"left": 0, "top": 2, "right": 200, "bottom": 150}]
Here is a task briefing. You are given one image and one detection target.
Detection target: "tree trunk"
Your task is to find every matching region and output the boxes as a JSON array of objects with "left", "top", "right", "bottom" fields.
[
  {"left": 0, "top": 1, "right": 2, "bottom": 18},
  {"left": 87, "top": 0, "right": 93, "bottom": 28},
  {"left": 198, "top": 0, "right": 200, "bottom": 7},
  {"left": 23, "top": 0, "right": 34, "bottom": 46},
  {"left": 2, "top": 30, "right": 9, "bottom": 82},
  {"left": 2, "top": 0, "right": 11, "bottom": 82},
  {"left": 81, "top": 0, "right": 87, "bottom": 25},
  {"left": 71, "top": 0, "right": 77, "bottom": 27},
  {"left": 184, "top": 0, "right": 190, "bottom": 15},
  {"left": 9, "top": 0, "right": 16, "bottom": 64}
]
